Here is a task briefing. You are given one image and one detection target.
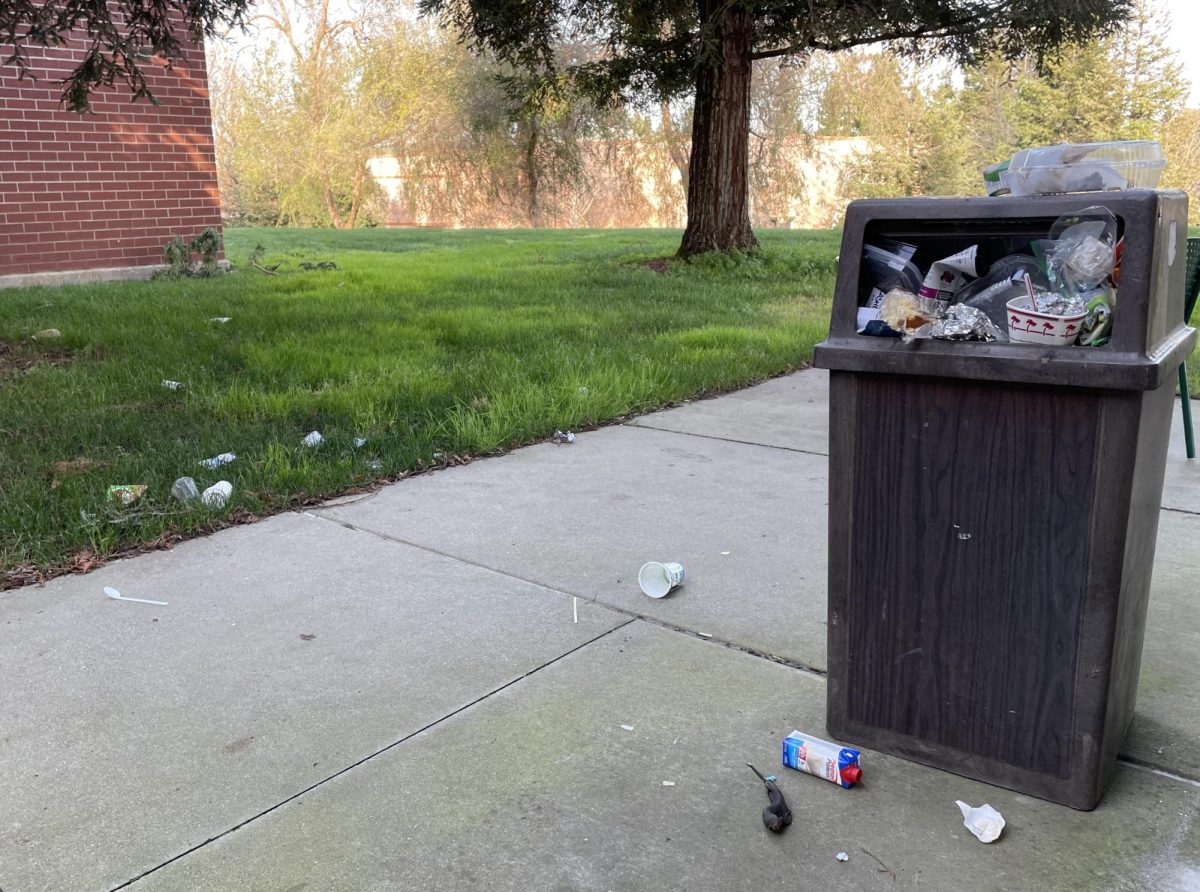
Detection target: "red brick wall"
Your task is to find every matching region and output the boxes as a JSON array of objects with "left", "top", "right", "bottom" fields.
[{"left": 0, "top": 32, "right": 222, "bottom": 278}]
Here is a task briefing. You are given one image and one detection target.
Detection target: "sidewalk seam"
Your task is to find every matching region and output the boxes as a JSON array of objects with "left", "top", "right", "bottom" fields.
[
  {"left": 111, "top": 618, "right": 636, "bottom": 890},
  {"left": 626, "top": 424, "right": 1198, "bottom": 514},
  {"left": 626, "top": 421, "right": 830, "bottom": 458},
  {"left": 304, "top": 517, "right": 1200, "bottom": 787},
  {"left": 304, "top": 512, "right": 829, "bottom": 679}
]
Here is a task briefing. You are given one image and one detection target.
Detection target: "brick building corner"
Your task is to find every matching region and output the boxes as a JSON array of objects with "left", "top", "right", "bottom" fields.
[{"left": 1, "top": 30, "right": 223, "bottom": 286}]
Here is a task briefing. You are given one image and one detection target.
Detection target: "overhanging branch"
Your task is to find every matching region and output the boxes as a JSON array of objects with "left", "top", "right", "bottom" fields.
[{"left": 750, "top": 4, "right": 1014, "bottom": 62}]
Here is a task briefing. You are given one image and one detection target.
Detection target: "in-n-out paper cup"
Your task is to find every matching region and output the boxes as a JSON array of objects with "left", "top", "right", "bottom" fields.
[
  {"left": 1006, "top": 297, "right": 1086, "bottom": 346},
  {"left": 639, "top": 561, "right": 685, "bottom": 598}
]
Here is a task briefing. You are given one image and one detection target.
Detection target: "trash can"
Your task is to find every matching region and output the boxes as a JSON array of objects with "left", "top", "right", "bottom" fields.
[{"left": 813, "top": 190, "right": 1195, "bottom": 810}]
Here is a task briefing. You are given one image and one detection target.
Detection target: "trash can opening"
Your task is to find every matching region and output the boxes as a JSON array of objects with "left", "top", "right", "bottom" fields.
[{"left": 857, "top": 213, "right": 1126, "bottom": 347}]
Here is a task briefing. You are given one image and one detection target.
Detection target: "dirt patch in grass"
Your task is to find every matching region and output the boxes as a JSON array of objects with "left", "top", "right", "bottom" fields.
[
  {"left": 644, "top": 258, "right": 672, "bottom": 274},
  {"left": 53, "top": 458, "right": 107, "bottom": 477},
  {"left": 0, "top": 340, "right": 77, "bottom": 376}
]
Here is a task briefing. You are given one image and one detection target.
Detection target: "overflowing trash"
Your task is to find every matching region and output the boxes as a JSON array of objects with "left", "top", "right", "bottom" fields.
[
  {"left": 107, "top": 484, "right": 147, "bottom": 506},
  {"left": 638, "top": 561, "right": 684, "bottom": 599},
  {"left": 860, "top": 205, "right": 1121, "bottom": 348},
  {"left": 955, "top": 801, "right": 1005, "bottom": 843},
  {"left": 199, "top": 452, "right": 236, "bottom": 470},
  {"left": 746, "top": 763, "right": 792, "bottom": 833},
  {"left": 201, "top": 481, "right": 233, "bottom": 509},
  {"left": 782, "top": 730, "right": 863, "bottom": 789}
]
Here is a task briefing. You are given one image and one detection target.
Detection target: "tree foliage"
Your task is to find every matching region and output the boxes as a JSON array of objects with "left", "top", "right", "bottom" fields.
[
  {"left": 419, "top": 0, "right": 1132, "bottom": 254},
  {"left": 2, "top": 0, "right": 251, "bottom": 111}
]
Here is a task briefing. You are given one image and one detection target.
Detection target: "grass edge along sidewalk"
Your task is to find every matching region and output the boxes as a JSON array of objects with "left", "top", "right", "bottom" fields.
[{"left": 0, "top": 228, "right": 838, "bottom": 588}]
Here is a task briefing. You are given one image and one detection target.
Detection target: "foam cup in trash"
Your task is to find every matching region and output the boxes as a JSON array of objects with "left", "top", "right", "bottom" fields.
[{"left": 639, "top": 561, "right": 685, "bottom": 599}]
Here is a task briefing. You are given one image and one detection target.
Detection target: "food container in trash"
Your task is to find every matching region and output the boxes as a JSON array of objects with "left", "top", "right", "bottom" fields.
[
  {"left": 1003, "top": 141, "right": 1165, "bottom": 196},
  {"left": 1005, "top": 297, "right": 1086, "bottom": 345}
]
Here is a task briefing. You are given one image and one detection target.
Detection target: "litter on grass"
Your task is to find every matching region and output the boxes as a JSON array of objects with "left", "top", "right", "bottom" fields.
[
  {"left": 103, "top": 586, "right": 168, "bottom": 606},
  {"left": 161, "top": 380, "right": 184, "bottom": 391},
  {"left": 199, "top": 452, "right": 236, "bottom": 470},
  {"left": 551, "top": 430, "right": 575, "bottom": 444},
  {"left": 352, "top": 437, "right": 368, "bottom": 448},
  {"left": 209, "top": 317, "right": 232, "bottom": 324},
  {"left": 171, "top": 477, "right": 199, "bottom": 503},
  {"left": 956, "top": 801, "right": 1005, "bottom": 843},
  {"left": 202, "top": 481, "right": 232, "bottom": 509},
  {"left": 107, "top": 484, "right": 147, "bottom": 506},
  {"left": 302, "top": 431, "right": 324, "bottom": 448},
  {"left": 33, "top": 328, "right": 62, "bottom": 340}
]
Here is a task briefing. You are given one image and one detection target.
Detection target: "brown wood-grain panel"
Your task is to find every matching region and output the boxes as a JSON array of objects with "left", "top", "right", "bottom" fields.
[{"left": 842, "top": 375, "right": 1101, "bottom": 777}]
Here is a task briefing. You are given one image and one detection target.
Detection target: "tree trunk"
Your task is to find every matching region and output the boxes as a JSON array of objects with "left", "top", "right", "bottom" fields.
[
  {"left": 519, "top": 118, "right": 543, "bottom": 227},
  {"left": 660, "top": 101, "right": 689, "bottom": 201},
  {"left": 677, "top": 2, "right": 757, "bottom": 258},
  {"left": 345, "top": 165, "right": 366, "bottom": 229},
  {"left": 321, "top": 175, "right": 345, "bottom": 229}
]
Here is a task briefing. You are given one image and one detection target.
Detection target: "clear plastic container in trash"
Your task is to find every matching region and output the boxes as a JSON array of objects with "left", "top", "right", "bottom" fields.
[{"left": 1001, "top": 141, "right": 1165, "bottom": 196}]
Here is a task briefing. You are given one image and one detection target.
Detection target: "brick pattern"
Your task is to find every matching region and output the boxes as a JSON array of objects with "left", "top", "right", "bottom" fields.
[{"left": 0, "top": 30, "right": 222, "bottom": 277}]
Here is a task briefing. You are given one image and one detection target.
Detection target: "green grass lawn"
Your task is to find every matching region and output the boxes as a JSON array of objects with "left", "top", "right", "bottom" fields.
[{"left": 0, "top": 227, "right": 839, "bottom": 584}]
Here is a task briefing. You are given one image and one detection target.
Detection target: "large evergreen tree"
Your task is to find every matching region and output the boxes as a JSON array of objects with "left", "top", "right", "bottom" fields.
[{"left": 419, "top": 0, "right": 1131, "bottom": 256}]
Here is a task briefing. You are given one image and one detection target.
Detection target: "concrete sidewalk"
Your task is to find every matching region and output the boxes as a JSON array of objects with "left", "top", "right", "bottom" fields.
[{"left": 1, "top": 369, "right": 1197, "bottom": 892}]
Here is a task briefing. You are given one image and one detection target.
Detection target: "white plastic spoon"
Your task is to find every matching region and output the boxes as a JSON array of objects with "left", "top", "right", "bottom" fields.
[{"left": 103, "top": 586, "right": 168, "bottom": 606}]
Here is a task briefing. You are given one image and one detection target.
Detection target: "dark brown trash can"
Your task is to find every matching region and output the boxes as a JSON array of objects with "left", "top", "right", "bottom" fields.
[{"left": 813, "top": 190, "right": 1195, "bottom": 809}]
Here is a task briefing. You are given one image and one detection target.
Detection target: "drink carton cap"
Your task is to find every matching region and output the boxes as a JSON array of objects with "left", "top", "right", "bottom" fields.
[{"left": 840, "top": 764, "right": 862, "bottom": 786}]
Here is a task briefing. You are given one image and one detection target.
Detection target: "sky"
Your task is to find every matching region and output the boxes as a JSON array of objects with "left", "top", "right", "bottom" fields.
[{"left": 1161, "top": 0, "right": 1200, "bottom": 106}]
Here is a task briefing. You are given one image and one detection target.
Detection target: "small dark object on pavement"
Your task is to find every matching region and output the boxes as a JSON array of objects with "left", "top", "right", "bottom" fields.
[
  {"left": 747, "top": 763, "right": 792, "bottom": 833},
  {"left": 300, "top": 633, "right": 317, "bottom": 641}
]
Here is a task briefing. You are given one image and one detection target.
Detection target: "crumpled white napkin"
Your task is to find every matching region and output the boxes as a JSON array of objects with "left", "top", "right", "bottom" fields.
[{"left": 956, "top": 800, "right": 1005, "bottom": 843}]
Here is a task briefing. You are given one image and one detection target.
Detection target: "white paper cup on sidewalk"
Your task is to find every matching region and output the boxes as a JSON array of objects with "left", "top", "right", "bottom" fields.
[{"left": 639, "top": 561, "right": 685, "bottom": 599}]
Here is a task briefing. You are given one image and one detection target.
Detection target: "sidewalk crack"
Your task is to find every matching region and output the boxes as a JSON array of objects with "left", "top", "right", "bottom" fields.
[
  {"left": 626, "top": 422, "right": 830, "bottom": 458},
  {"left": 111, "top": 618, "right": 635, "bottom": 890}
]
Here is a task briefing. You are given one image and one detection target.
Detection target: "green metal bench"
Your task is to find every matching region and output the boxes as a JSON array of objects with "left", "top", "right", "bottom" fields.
[{"left": 1181, "top": 236, "right": 1200, "bottom": 460}]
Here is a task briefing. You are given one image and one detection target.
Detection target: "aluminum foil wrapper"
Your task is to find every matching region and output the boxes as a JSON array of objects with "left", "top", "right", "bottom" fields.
[
  {"left": 1034, "top": 293, "right": 1088, "bottom": 316},
  {"left": 930, "top": 304, "right": 1003, "bottom": 342}
]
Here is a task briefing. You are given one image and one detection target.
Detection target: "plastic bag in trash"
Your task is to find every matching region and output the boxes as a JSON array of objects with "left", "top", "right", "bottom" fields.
[
  {"left": 1035, "top": 207, "right": 1119, "bottom": 297},
  {"left": 861, "top": 241, "right": 923, "bottom": 309}
]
